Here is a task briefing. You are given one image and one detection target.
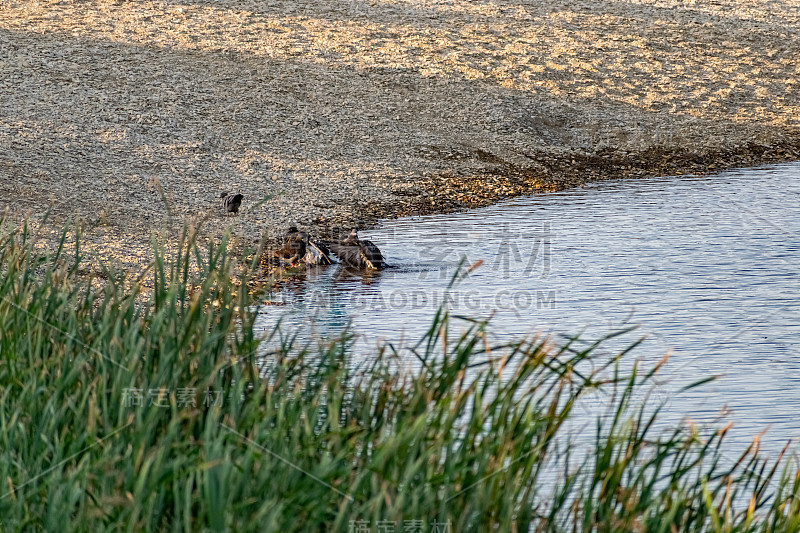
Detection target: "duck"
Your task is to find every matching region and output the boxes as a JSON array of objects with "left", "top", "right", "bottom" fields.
[
  {"left": 273, "top": 228, "right": 307, "bottom": 265},
  {"left": 328, "top": 229, "right": 386, "bottom": 270},
  {"left": 273, "top": 227, "right": 334, "bottom": 267},
  {"left": 287, "top": 226, "right": 333, "bottom": 266},
  {"left": 220, "top": 192, "right": 243, "bottom": 215}
]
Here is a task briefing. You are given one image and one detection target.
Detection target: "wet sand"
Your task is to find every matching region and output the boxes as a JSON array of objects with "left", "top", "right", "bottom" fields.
[{"left": 1, "top": 0, "right": 799, "bottom": 275}]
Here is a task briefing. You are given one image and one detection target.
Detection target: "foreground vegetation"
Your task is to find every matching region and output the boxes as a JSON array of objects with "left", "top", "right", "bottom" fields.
[{"left": 1, "top": 219, "right": 799, "bottom": 532}]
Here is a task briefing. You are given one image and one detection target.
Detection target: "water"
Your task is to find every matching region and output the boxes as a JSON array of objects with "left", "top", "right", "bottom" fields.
[{"left": 256, "top": 162, "right": 800, "bottom": 457}]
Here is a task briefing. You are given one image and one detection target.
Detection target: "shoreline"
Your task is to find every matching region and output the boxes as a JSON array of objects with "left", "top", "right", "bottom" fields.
[
  {"left": 362, "top": 140, "right": 800, "bottom": 224},
  {"left": 2, "top": 0, "right": 799, "bottom": 275}
]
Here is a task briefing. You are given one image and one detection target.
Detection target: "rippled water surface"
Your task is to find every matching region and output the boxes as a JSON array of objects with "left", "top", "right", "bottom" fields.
[{"left": 256, "top": 163, "right": 800, "bottom": 454}]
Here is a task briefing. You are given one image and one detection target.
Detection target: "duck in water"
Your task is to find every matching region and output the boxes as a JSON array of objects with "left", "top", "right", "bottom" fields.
[
  {"left": 290, "top": 227, "right": 334, "bottom": 266},
  {"left": 329, "top": 229, "right": 386, "bottom": 270},
  {"left": 274, "top": 227, "right": 333, "bottom": 266}
]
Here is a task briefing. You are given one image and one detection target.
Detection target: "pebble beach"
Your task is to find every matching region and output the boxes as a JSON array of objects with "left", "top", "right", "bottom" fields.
[{"left": 1, "top": 0, "right": 799, "bottom": 273}]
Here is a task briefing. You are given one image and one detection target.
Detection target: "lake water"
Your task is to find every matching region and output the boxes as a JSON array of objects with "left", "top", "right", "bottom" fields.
[{"left": 256, "top": 162, "right": 800, "bottom": 457}]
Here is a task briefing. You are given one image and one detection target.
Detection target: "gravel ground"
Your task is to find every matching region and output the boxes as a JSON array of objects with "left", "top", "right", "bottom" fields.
[{"left": 1, "top": 0, "right": 799, "bottom": 275}]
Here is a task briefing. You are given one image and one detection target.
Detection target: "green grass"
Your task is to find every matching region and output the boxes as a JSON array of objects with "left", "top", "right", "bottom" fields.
[{"left": 0, "top": 218, "right": 799, "bottom": 532}]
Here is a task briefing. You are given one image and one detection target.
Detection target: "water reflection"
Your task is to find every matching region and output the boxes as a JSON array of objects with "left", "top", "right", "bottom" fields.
[{"left": 256, "top": 162, "right": 800, "bottom": 456}]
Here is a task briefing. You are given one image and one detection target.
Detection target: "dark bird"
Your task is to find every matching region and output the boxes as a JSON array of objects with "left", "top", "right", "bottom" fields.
[
  {"left": 220, "top": 192, "right": 244, "bottom": 215},
  {"left": 305, "top": 237, "right": 334, "bottom": 266},
  {"left": 273, "top": 228, "right": 307, "bottom": 265},
  {"left": 284, "top": 226, "right": 333, "bottom": 266},
  {"left": 329, "top": 229, "right": 386, "bottom": 270}
]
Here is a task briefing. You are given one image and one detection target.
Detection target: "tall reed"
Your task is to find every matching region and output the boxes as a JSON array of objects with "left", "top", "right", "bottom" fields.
[{"left": 0, "top": 218, "right": 797, "bottom": 532}]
